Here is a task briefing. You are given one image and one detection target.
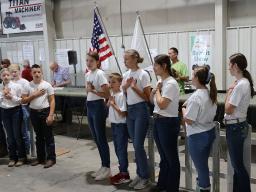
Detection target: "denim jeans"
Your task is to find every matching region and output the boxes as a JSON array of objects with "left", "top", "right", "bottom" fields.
[
  {"left": 226, "top": 121, "right": 251, "bottom": 192},
  {"left": 30, "top": 108, "right": 56, "bottom": 161},
  {"left": 127, "top": 102, "right": 149, "bottom": 179},
  {"left": 111, "top": 123, "right": 129, "bottom": 173},
  {"left": 2, "top": 106, "right": 26, "bottom": 161},
  {"left": 21, "top": 105, "right": 31, "bottom": 154},
  {"left": 87, "top": 99, "right": 110, "bottom": 168},
  {"left": 188, "top": 128, "right": 215, "bottom": 189},
  {"left": 0, "top": 108, "right": 7, "bottom": 151},
  {"left": 154, "top": 117, "right": 180, "bottom": 191}
]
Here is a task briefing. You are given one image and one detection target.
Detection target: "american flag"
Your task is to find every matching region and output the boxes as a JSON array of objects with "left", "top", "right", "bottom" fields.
[{"left": 91, "top": 10, "right": 113, "bottom": 62}]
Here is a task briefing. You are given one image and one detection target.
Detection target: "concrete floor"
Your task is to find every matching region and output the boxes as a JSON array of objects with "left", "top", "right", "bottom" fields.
[
  {"left": 0, "top": 122, "right": 255, "bottom": 192},
  {"left": 0, "top": 135, "right": 153, "bottom": 192}
]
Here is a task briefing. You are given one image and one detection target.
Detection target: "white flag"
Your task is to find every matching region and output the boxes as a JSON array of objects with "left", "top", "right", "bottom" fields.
[{"left": 131, "top": 16, "right": 157, "bottom": 85}]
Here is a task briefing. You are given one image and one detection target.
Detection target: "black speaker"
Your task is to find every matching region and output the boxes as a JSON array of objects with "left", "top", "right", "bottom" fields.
[{"left": 68, "top": 50, "right": 77, "bottom": 65}]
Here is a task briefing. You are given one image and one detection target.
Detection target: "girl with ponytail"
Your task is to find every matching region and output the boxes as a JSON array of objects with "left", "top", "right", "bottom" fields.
[
  {"left": 149, "top": 54, "right": 180, "bottom": 192},
  {"left": 122, "top": 49, "right": 151, "bottom": 190},
  {"left": 224, "top": 53, "right": 253, "bottom": 192},
  {"left": 182, "top": 65, "right": 217, "bottom": 192}
]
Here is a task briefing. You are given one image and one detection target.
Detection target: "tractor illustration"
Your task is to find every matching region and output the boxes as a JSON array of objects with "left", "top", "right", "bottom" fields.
[{"left": 3, "top": 12, "right": 26, "bottom": 30}]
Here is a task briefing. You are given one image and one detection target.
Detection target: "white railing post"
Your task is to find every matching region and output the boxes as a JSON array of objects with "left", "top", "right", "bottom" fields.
[
  {"left": 212, "top": 122, "right": 220, "bottom": 192},
  {"left": 185, "top": 137, "right": 193, "bottom": 190},
  {"left": 148, "top": 116, "right": 155, "bottom": 183}
]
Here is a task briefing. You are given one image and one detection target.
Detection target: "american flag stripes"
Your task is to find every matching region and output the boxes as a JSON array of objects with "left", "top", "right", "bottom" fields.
[{"left": 91, "top": 10, "right": 113, "bottom": 62}]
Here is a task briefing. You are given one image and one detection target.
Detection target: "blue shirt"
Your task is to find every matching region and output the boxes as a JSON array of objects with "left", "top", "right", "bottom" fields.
[{"left": 53, "top": 65, "right": 70, "bottom": 86}]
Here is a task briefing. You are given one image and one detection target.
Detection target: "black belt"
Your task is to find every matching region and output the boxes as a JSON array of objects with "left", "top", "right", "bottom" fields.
[
  {"left": 153, "top": 113, "right": 167, "bottom": 119},
  {"left": 30, "top": 107, "right": 50, "bottom": 112}
]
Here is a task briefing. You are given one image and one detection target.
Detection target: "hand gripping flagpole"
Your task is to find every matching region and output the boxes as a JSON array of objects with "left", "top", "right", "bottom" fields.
[
  {"left": 94, "top": 6, "right": 123, "bottom": 75},
  {"left": 136, "top": 12, "right": 158, "bottom": 81}
]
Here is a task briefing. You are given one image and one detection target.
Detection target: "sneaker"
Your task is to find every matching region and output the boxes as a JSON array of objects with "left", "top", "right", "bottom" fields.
[
  {"left": 110, "top": 172, "right": 130, "bottom": 185},
  {"left": 8, "top": 160, "right": 16, "bottom": 167},
  {"left": 15, "top": 160, "right": 25, "bottom": 167},
  {"left": 91, "top": 167, "right": 104, "bottom": 178},
  {"left": 128, "top": 175, "right": 141, "bottom": 188},
  {"left": 95, "top": 167, "right": 111, "bottom": 181},
  {"left": 133, "top": 178, "right": 149, "bottom": 190}
]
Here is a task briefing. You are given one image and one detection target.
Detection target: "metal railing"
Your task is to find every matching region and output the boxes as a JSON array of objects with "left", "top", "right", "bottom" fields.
[
  {"left": 147, "top": 119, "right": 221, "bottom": 190},
  {"left": 147, "top": 121, "right": 254, "bottom": 192}
]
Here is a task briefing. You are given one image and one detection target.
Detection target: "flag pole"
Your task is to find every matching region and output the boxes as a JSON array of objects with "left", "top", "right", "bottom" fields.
[
  {"left": 120, "top": 0, "right": 125, "bottom": 51},
  {"left": 94, "top": 6, "right": 123, "bottom": 75},
  {"left": 136, "top": 12, "right": 158, "bottom": 81}
]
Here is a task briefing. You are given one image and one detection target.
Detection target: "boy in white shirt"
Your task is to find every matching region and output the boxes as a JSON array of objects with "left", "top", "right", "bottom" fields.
[
  {"left": 9, "top": 64, "right": 31, "bottom": 155},
  {"left": 108, "top": 73, "right": 130, "bottom": 185},
  {"left": 22, "top": 64, "right": 56, "bottom": 169}
]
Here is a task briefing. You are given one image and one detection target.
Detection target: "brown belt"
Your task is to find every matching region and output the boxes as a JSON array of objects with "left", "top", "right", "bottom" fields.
[{"left": 223, "top": 118, "right": 246, "bottom": 125}]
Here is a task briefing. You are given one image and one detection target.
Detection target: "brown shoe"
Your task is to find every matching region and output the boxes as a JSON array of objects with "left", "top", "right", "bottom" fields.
[
  {"left": 8, "top": 160, "right": 16, "bottom": 167},
  {"left": 31, "top": 160, "right": 45, "bottom": 166},
  {"left": 44, "top": 160, "right": 56, "bottom": 169},
  {"left": 15, "top": 160, "right": 25, "bottom": 167}
]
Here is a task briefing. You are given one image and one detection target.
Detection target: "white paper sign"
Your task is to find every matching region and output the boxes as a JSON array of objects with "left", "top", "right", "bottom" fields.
[
  {"left": 39, "top": 47, "right": 45, "bottom": 62},
  {"left": 22, "top": 44, "right": 34, "bottom": 65},
  {"left": 55, "top": 49, "right": 70, "bottom": 66},
  {"left": 17, "top": 50, "right": 23, "bottom": 63},
  {"left": 12, "top": 51, "right": 18, "bottom": 63},
  {"left": 1, "top": 0, "right": 43, "bottom": 34},
  {"left": 6, "top": 51, "right": 13, "bottom": 63}
]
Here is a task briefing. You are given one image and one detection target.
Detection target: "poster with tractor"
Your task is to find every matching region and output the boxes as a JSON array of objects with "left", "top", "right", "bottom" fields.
[{"left": 1, "top": 0, "right": 43, "bottom": 34}]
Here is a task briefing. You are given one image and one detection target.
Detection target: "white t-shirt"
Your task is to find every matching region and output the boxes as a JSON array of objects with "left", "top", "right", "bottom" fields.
[
  {"left": 26, "top": 80, "right": 54, "bottom": 110},
  {"left": 85, "top": 69, "right": 109, "bottom": 101},
  {"left": 153, "top": 76, "right": 179, "bottom": 117},
  {"left": 15, "top": 78, "right": 30, "bottom": 105},
  {"left": 108, "top": 91, "right": 127, "bottom": 124},
  {"left": 184, "top": 89, "right": 217, "bottom": 136},
  {"left": 224, "top": 78, "right": 251, "bottom": 120},
  {"left": 122, "top": 69, "right": 151, "bottom": 105},
  {"left": 0, "top": 81, "right": 22, "bottom": 109}
]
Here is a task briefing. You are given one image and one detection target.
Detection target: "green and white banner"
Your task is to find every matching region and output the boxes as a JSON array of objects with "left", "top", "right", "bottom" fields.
[{"left": 190, "top": 34, "right": 213, "bottom": 68}]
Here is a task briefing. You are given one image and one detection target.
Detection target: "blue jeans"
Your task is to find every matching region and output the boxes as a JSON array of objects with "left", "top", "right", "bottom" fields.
[
  {"left": 127, "top": 102, "right": 149, "bottom": 179},
  {"left": 111, "top": 123, "right": 129, "bottom": 173},
  {"left": 188, "top": 128, "right": 215, "bottom": 189},
  {"left": 154, "top": 117, "right": 180, "bottom": 191},
  {"left": 226, "top": 121, "right": 251, "bottom": 192},
  {"left": 0, "top": 108, "right": 7, "bottom": 151},
  {"left": 21, "top": 105, "right": 31, "bottom": 154},
  {"left": 87, "top": 100, "right": 110, "bottom": 168},
  {"left": 2, "top": 106, "right": 26, "bottom": 160}
]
